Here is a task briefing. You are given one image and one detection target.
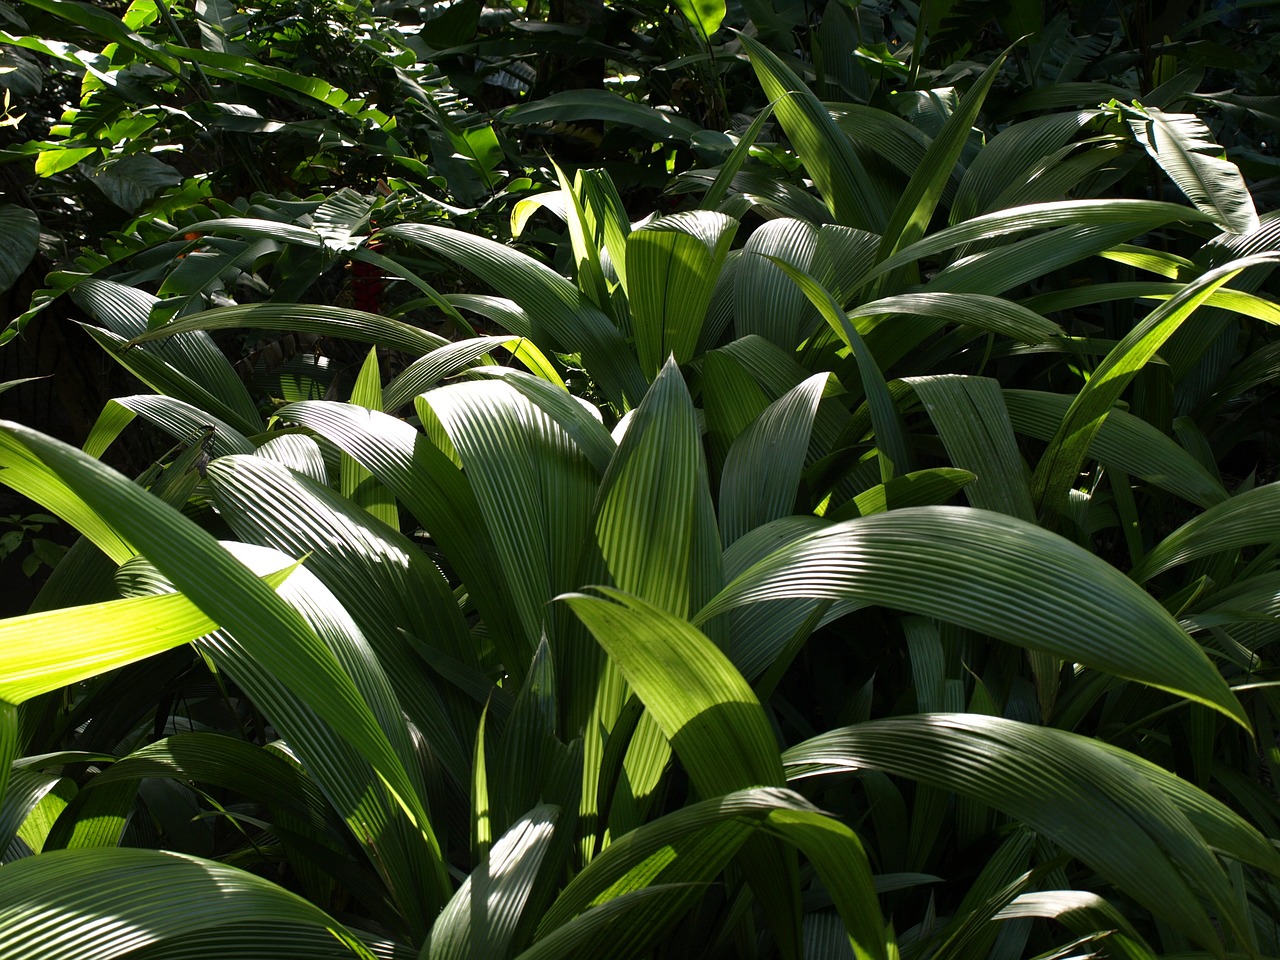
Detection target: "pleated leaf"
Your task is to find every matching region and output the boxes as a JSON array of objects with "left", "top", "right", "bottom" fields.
[
  {"left": 626, "top": 211, "right": 737, "bottom": 378},
  {"left": 782, "top": 714, "right": 1253, "bottom": 953},
  {"left": 129, "top": 301, "right": 448, "bottom": 356},
  {"left": 697, "top": 506, "right": 1247, "bottom": 728},
  {"left": 276, "top": 400, "right": 529, "bottom": 679},
  {"left": 0, "top": 848, "right": 375, "bottom": 960},
  {"left": 1126, "top": 105, "right": 1259, "bottom": 235},
  {"left": 733, "top": 218, "right": 819, "bottom": 348},
  {"left": 906, "top": 376, "right": 1035, "bottom": 521},
  {"left": 563, "top": 587, "right": 803, "bottom": 957},
  {"left": 415, "top": 378, "right": 598, "bottom": 658},
  {"left": 0, "top": 422, "right": 449, "bottom": 913},
  {"left": 593, "top": 358, "right": 721, "bottom": 619},
  {"left": 1031, "top": 254, "right": 1280, "bottom": 521},
  {"left": 426, "top": 805, "right": 559, "bottom": 960},
  {"left": 0, "top": 563, "right": 290, "bottom": 704},
  {"left": 739, "top": 32, "right": 889, "bottom": 231},
  {"left": 383, "top": 223, "right": 646, "bottom": 408},
  {"left": 719, "top": 373, "right": 828, "bottom": 545},
  {"left": 1002, "top": 389, "right": 1228, "bottom": 509},
  {"left": 877, "top": 48, "right": 1009, "bottom": 265},
  {"left": 1131, "top": 483, "right": 1280, "bottom": 583}
]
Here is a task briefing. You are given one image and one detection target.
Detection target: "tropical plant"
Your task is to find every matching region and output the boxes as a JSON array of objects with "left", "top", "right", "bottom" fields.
[{"left": 5, "top": 1, "right": 1280, "bottom": 958}]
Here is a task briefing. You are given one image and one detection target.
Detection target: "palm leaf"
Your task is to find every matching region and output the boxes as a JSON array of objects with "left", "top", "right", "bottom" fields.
[
  {"left": 1030, "top": 253, "right": 1280, "bottom": 522},
  {"left": 782, "top": 714, "right": 1257, "bottom": 953},
  {"left": 697, "top": 506, "right": 1247, "bottom": 727},
  {"left": 1124, "top": 105, "right": 1259, "bottom": 234},
  {"left": 0, "top": 848, "right": 375, "bottom": 960}
]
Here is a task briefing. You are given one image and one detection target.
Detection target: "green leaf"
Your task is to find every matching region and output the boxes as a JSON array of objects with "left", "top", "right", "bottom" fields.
[
  {"left": 627, "top": 212, "right": 737, "bottom": 378},
  {"left": 739, "top": 31, "right": 889, "bottom": 231},
  {"left": 383, "top": 223, "right": 646, "bottom": 409},
  {"left": 697, "top": 506, "right": 1247, "bottom": 728},
  {"left": 563, "top": 587, "right": 805, "bottom": 958},
  {"left": 719, "top": 374, "right": 827, "bottom": 545},
  {"left": 877, "top": 48, "right": 1010, "bottom": 266},
  {"left": 504, "top": 90, "right": 703, "bottom": 144},
  {"left": 427, "top": 805, "right": 560, "bottom": 960},
  {"left": 906, "top": 376, "right": 1035, "bottom": 520},
  {"left": 0, "top": 205, "right": 38, "bottom": 294},
  {"left": 85, "top": 154, "right": 182, "bottom": 213},
  {"left": 16, "top": 0, "right": 181, "bottom": 73},
  {"left": 0, "top": 421, "right": 449, "bottom": 912},
  {"left": 1030, "top": 254, "right": 1280, "bottom": 522},
  {"left": 1131, "top": 483, "right": 1280, "bottom": 583},
  {"left": 782, "top": 714, "right": 1256, "bottom": 954},
  {"left": 673, "top": 0, "right": 725, "bottom": 38},
  {"left": 593, "top": 358, "right": 721, "bottom": 619},
  {"left": 0, "top": 848, "right": 376, "bottom": 959},
  {"left": 1124, "top": 104, "right": 1259, "bottom": 234},
  {"left": 1002, "top": 389, "right": 1228, "bottom": 509},
  {"left": 0, "top": 562, "right": 292, "bottom": 704}
]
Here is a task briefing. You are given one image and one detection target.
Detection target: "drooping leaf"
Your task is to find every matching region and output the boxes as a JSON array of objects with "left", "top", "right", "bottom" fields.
[
  {"left": 1125, "top": 104, "right": 1259, "bottom": 234},
  {"left": 697, "top": 506, "right": 1247, "bottom": 728},
  {"left": 0, "top": 205, "right": 38, "bottom": 294},
  {"left": 783, "top": 714, "right": 1257, "bottom": 953}
]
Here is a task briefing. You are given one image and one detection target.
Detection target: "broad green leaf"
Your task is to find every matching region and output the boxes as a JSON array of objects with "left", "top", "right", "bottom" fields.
[
  {"left": 16, "top": 0, "right": 181, "bottom": 73},
  {"left": 415, "top": 377, "right": 597, "bottom": 659},
  {"left": 0, "top": 563, "right": 292, "bottom": 704},
  {"left": 877, "top": 49, "right": 1010, "bottom": 266},
  {"left": 0, "top": 431, "right": 134, "bottom": 563},
  {"left": 1002, "top": 389, "right": 1228, "bottom": 509},
  {"left": 384, "top": 223, "right": 646, "bottom": 409},
  {"left": 626, "top": 211, "right": 737, "bottom": 378},
  {"left": 1124, "top": 104, "right": 1259, "bottom": 234},
  {"left": 733, "top": 218, "right": 819, "bottom": 348},
  {"left": 697, "top": 506, "right": 1247, "bottom": 728},
  {"left": 673, "top": 0, "right": 725, "bottom": 38},
  {"left": 205, "top": 454, "right": 473, "bottom": 773},
  {"left": 868, "top": 200, "right": 1215, "bottom": 283},
  {"left": 739, "top": 32, "right": 890, "bottom": 231},
  {"left": 0, "top": 205, "right": 38, "bottom": 294},
  {"left": 783, "top": 714, "right": 1254, "bottom": 953},
  {"left": 563, "top": 587, "right": 803, "bottom": 958},
  {"left": 0, "top": 422, "right": 449, "bottom": 912},
  {"left": 765, "top": 257, "right": 910, "bottom": 480},
  {"left": 0, "top": 848, "right": 375, "bottom": 960},
  {"left": 131, "top": 302, "right": 448, "bottom": 356},
  {"left": 342, "top": 347, "right": 398, "bottom": 529},
  {"left": 275, "top": 400, "right": 528, "bottom": 680},
  {"left": 720, "top": 373, "right": 828, "bottom": 545},
  {"left": 427, "top": 805, "right": 560, "bottom": 960},
  {"left": 906, "top": 376, "right": 1035, "bottom": 520},
  {"left": 593, "top": 358, "right": 721, "bottom": 619},
  {"left": 1030, "top": 254, "right": 1280, "bottom": 521},
  {"left": 1131, "top": 483, "right": 1280, "bottom": 583}
]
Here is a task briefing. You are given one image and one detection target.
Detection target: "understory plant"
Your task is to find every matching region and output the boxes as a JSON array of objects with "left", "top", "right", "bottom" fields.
[{"left": 4, "top": 1, "right": 1280, "bottom": 959}]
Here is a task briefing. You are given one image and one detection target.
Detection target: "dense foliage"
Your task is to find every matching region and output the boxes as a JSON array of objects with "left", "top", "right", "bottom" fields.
[{"left": 3, "top": 1, "right": 1280, "bottom": 957}]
